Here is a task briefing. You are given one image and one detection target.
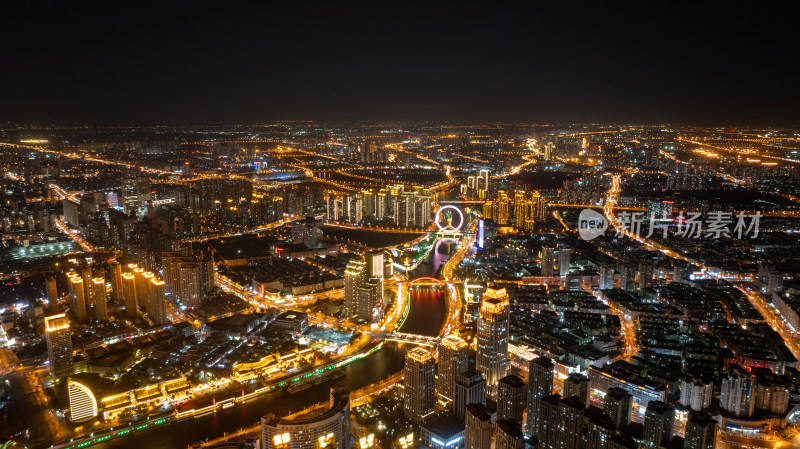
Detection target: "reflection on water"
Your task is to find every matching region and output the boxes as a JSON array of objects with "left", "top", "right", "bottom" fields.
[
  {"left": 95, "top": 345, "right": 404, "bottom": 449},
  {"left": 399, "top": 286, "right": 446, "bottom": 337}
]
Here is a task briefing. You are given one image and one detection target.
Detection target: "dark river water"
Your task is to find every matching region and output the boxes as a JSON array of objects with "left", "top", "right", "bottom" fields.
[{"left": 94, "top": 244, "right": 453, "bottom": 449}]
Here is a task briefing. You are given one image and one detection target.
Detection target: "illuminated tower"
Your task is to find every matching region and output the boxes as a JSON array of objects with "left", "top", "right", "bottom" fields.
[
  {"left": 543, "top": 142, "right": 555, "bottom": 161},
  {"left": 404, "top": 347, "right": 436, "bottom": 425},
  {"left": 179, "top": 262, "right": 203, "bottom": 308},
  {"left": 110, "top": 261, "right": 123, "bottom": 302},
  {"left": 525, "top": 356, "right": 553, "bottom": 438},
  {"left": 497, "top": 374, "right": 526, "bottom": 423},
  {"left": 121, "top": 272, "right": 138, "bottom": 317},
  {"left": 683, "top": 411, "right": 717, "bottom": 449},
  {"left": 643, "top": 401, "right": 674, "bottom": 449},
  {"left": 541, "top": 248, "right": 555, "bottom": 278},
  {"left": 558, "top": 248, "right": 571, "bottom": 276},
  {"left": 81, "top": 266, "right": 93, "bottom": 308},
  {"left": 68, "top": 275, "right": 87, "bottom": 322},
  {"left": 92, "top": 277, "right": 107, "bottom": 320},
  {"left": 344, "top": 258, "right": 366, "bottom": 316},
  {"left": 149, "top": 278, "right": 168, "bottom": 325},
  {"left": 44, "top": 314, "right": 73, "bottom": 378},
  {"left": 46, "top": 276, "right": 58, "bottom": 312},
  {"left": 476, "top": 286, "right": 509, "bottom": 397},
  {"left": 455, "top": 369, "right": 486, "bottom": 421},
  {"left": 437, "top": 335, "right": 468, "bottom": 403},
  {"left": 464, "top": 403, "right": 492, "bottom": 449}
]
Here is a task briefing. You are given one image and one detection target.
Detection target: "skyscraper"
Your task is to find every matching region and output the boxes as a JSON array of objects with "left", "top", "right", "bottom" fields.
[
  {"left": 44, "top": 314, "right": 73, "bottom": 378},
  {"left": 437, "top": 335, "right": 468, "bottom": 402},
  {"left": 366, "top": 250, "right": 384, "bottom": 279},
  {"left": 454, "top": 369, "right": 487, "bottom": 421},
  {"left": 46, "top": 276, "right": 58, "bottom": 312},
  {"left": 355, "top": 277, "right": 383, "bottom": 322},
  {"left": 110, "top": 261, "right": 123, "bottom": 302},
  {"left": 495, "top": 420, "right": 525, "bottom": 449},
  {"left": 497, "top": 374, "right": 526, "bottom": 423},
  {"left": 464, "top": 403, "right": 492, "bottom": 449},
  {"left": 149, "top": 278, "right": 168, "bottom": 325},
  {"left": 179, "top": 262, "right": 203, "bottom": 308},
  {"left": 525, "top": 356, "right": 553, "bottom": 438},
  {"left": 603, "top": 387, "right": 632, "bottom": 430},
  {"left": 68, "top": 275, "right": 87, "bottom": 322},
  {"left": 121, "top": 271, "right": 138, "bottom": 317},
  {"left": 344, "top": 258, "right": 366, "bottom": 315},
  {"left": 585, "top": 415, "right": 616, "bottom": 449},
  {"left": 719, "top": 364, "right": 757, "bottom": 418},
  {"left": 563, "top": 373, "right": 589, "bottom": 407},
  {"left": 541, "top": 248, "right": 555, "bottom": 277},
  {"left": 680, "top": 376, "right": 712, "bottom": 412},
  {"left": 558, "top": 248, "right": 571, "bottom": 276},
  {"left": 538, "top": 394, "right": 585, "bottom": 449},
  {"left": 476, "top": 286, "right": 509, "bottom": 397},
  {"left": 543, "top": 142, "right": 555, "bottom": 161},
  {"left": 80, "top": 266, "right": 93, "bottom": 309},
  {"left": 643, "top": 401, "right": 674, "bottom": 449},
  {"left": 92, "top": 277, "right": 107, "bottom": 320},
  {"left": 683, "top": 411, "right": 717, "bottom": 449},
  {"left": 404, "top": 348, "right": 436, "bottom": 425}
]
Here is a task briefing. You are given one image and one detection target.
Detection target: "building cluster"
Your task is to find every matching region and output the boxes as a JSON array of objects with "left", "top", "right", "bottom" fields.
[
  {"left": 325, "top": 185, "right": 432, "bottom": 228},
  {"left": 344, "top": 250, "right": 391, "bottom": 322}
]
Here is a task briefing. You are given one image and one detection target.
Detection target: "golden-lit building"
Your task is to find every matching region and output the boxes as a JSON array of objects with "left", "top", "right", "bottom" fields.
[{"left": 476, "top": 286, "right": 509, "bottom": 397}]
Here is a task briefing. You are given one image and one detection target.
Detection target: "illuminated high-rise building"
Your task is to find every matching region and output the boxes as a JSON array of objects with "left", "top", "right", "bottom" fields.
[
  {"left": 149, "top": 278, "right": 168, "bottom": 325},
  {"left": 558, "top": 248, "right": 571, "bottom": 276},
  {"left": 478, "top": 170, "right": 490, "bottom": 193},
  {"left": 464, "top": 403, "right": 492, "bottom": 449},
  {"left": 344, "top": 258, "right": 366, "bottom": 316},
  {"left": 81, "top": 266, "right": 93, "bottom": 308},
  {"left": 68, "top": 275, "right": 87, "bottom": 322},
  {"left": 44, "top": 314, "right": 73, "bottom": 378},
  {"left": 543, "top": 142, "right": 555, "bottom": 161},
  {"left": 437, "top": 335, "right": 468, "bottom": 402},
  {"left": 497, "top": 374, "right": 526, "bottom": 423},
  {"left": 355, "top": 277, "right": 383, "bottom": 323},
  {"left": 719, "top": 364, "right": 757, "bottom": 418},
  {"left": 525, "top": 356, "right": 553, "bottom": 438},
  {"left": 643, "top": 401, "right": 674, "bottom": 449},
  {"left": 92, "top": 277, "right": 107, "bottom": 320},
  {"left": 179, "top": 262, "right": 203, "bottom": 307},
  {"left": 538, "top": 394, "right": 584, "bottom": 449},
  {"left": 454, "top": 369, "right": 486, "bottom": 421},
  {"left": 110, "top": 261, "right": 123, "bottom": 302},
  {"left": 46, "top": 276, "right": 59, "bottom": 312},
  {"left": 476, "top": 286, "right": 509, "bottom": 397},
  {"left": 683, "top": 411, "right": 717, "bottom": 449},
  {"left": 121, "top": 272, "right": 138, "bottom": 317},
  {"left": 495, "top": 420, "right": 524, "bottom": 449},
  {"left": 366, "top": 250, "right": 384, "bottom": 279},
  {"left": 404, "top": 347, "right": 436, "bottom": 425},
  {"left": 541, "top": 248, "right": 555, "bottom": 277},
  {"left": 603, "top": 387, "right": 632, "bottom": 430},
  {"left": 563, "top": 373, "right": 589, "bottom": 407}
]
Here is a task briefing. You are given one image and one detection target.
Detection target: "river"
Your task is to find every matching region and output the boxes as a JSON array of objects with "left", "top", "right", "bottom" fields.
[{"left": 94, "top": 241, "right": 454, "bottom": 449}]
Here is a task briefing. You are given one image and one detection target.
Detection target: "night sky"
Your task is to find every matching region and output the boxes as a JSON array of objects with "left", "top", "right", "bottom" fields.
[{"left": 2, "top": 3, "right": 799, "bottom": 125}]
